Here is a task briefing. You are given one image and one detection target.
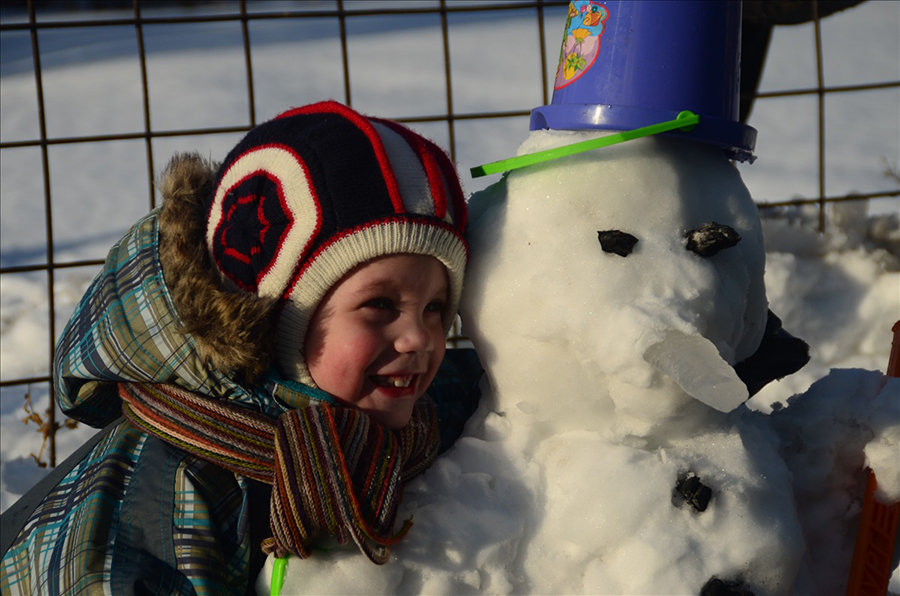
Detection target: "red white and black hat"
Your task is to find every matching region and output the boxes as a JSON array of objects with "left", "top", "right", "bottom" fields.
[{"left": 205, "top": 100, "right": 468, "bottom": 385}]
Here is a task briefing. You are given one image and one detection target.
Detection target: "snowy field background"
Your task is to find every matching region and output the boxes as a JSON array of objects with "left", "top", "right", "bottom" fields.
[{"left": 0, "top": 0, "right": 898, "bottom": 589}]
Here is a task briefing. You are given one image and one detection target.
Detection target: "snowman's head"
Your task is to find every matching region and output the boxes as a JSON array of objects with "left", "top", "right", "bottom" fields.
[{"left": 461, "top": 132, "right": 767, "bottom": 436}]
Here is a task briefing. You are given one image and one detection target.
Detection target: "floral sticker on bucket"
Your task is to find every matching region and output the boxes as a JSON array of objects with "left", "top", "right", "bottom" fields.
[{"left": 553, "top": 0, "right": 610, "bottom": 89}]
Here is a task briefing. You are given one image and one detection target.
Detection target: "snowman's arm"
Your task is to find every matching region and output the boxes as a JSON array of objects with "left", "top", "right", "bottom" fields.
[{"left": 733, "top": 310, "right": 810, "bottom": 397}]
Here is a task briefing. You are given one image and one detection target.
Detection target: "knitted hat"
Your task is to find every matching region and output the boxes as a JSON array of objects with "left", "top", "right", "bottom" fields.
[{"left": 205, "top": 100, "right": 468, "bottom": 385}]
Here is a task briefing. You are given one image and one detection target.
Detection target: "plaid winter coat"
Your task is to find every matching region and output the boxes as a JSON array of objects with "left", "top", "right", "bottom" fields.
[{"left": 0, "top": 209, "right": 481, "bottom": 595}]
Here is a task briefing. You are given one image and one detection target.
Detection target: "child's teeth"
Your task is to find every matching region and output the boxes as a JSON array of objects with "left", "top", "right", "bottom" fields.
[{"left": 374, "top": 375, "right": 413, "bottom": 388}]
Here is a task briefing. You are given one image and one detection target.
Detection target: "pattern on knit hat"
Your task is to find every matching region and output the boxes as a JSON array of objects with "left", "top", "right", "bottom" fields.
[
  {"left": 205, "top": 101, "right": 467, "bottom": 385},
  {"left": 207, "top": 145, "right": 321, "bottom": 296}
]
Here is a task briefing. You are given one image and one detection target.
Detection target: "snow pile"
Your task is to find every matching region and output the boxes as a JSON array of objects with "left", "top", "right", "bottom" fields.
[
  {"left": 765, "top": 369, "right": 899, "bottom": 589},
  {"left": 260, "top": 132, "right": 900, "bottom": 595},
  {"left": 755, "top": 201, "right": 899, "bottom": 406}
]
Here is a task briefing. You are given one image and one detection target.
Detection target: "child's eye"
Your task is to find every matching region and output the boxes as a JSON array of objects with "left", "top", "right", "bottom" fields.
[
  {"left": 425, "top": 301, "right": 446, "bottom": 314},
  {"left": 363, "top": 297, "right": 394, "bottom": 310}
]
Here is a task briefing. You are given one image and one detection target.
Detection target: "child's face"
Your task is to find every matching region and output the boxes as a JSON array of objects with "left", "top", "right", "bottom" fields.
[{"left": 305, "top": 254, "right": 449, "bottom": 429}]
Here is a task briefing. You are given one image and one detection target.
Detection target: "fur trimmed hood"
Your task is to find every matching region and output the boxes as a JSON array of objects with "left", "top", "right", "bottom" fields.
[{"left": 157, "top": 153, "right": 279, "bottom": 381}]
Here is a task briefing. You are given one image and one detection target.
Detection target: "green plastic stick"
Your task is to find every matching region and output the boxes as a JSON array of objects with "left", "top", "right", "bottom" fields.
[
  {"left": 270, "top": 557, "right": 287, "bottom": 596},
  {"left": 470, "top": 110, "right": 699, "bottom": 178}
]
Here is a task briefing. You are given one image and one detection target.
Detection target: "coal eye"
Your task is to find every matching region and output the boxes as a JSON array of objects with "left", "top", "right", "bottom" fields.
[
  {"left": 685, "top": 222, "right": 741, "bottom": 257},
  {"left": 597, "top": 230, "right": 639, "bottom": 257}
]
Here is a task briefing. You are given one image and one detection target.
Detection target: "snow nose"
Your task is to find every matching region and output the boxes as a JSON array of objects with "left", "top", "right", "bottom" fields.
[{"left": 643, "top": 329, "right": 748, "bottom": 412}]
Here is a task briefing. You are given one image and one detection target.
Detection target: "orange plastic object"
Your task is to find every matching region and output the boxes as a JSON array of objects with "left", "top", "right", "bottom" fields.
[{"left": 845, "top": 320, "right": 900, "bottom": 596}]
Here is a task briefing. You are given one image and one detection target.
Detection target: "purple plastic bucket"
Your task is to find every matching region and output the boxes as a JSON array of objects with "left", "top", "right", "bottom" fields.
[{"left": 530, "top": 0, "right": 756, "bottom": 162}]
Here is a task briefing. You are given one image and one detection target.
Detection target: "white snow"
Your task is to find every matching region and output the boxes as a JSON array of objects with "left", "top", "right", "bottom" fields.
[{"left": 1, "top": 1, "right": 898, "bottom": 594}]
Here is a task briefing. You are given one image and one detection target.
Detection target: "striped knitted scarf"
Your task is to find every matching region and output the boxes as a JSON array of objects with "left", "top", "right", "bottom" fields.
[{"left": 118, "top": 382, "right": 439, "bottom": 563}]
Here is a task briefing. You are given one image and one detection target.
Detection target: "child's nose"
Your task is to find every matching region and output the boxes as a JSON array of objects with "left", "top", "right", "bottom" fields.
[{"left": 393, "top": 315, "right": 433, "bottom": 354}]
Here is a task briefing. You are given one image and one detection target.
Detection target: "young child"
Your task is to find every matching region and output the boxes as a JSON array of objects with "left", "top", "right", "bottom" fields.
[{"left": 0, "top": 101, "right": 476, "bottom": 594}]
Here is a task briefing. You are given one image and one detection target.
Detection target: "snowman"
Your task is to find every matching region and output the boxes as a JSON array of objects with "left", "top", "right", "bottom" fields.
[{"left": 261, "top": 2, "right": 899, "bottom": 593}]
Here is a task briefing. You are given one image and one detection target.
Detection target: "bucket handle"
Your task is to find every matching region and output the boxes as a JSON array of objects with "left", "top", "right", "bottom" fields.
[{"left": 470, "top": 110, "right": 699, "bottom": 178}]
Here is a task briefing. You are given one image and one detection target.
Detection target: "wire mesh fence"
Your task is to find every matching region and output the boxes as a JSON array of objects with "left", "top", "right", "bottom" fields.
[{"left": 0, "top": 0, "right": 898, "bottom": 467}]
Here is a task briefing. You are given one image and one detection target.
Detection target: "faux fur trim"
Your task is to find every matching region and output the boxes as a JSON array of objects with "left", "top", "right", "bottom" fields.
[{"left": 157, "top": 153, "right": 278, "bottom": 381}]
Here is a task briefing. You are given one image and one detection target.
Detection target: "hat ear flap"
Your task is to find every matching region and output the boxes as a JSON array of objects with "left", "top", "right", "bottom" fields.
[{"left": 158, "top": 153, "right": 279, "bottom": 381}]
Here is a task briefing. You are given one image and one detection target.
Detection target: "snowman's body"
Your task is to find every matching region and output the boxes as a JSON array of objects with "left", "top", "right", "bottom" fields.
[{"left": 259, "top": 132, "right": 898, "bottom": 595}]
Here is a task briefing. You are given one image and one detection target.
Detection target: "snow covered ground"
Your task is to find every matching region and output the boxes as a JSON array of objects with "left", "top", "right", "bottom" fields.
[{"left": 1, "top": 0, "right": 898, "bottom": 592}]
